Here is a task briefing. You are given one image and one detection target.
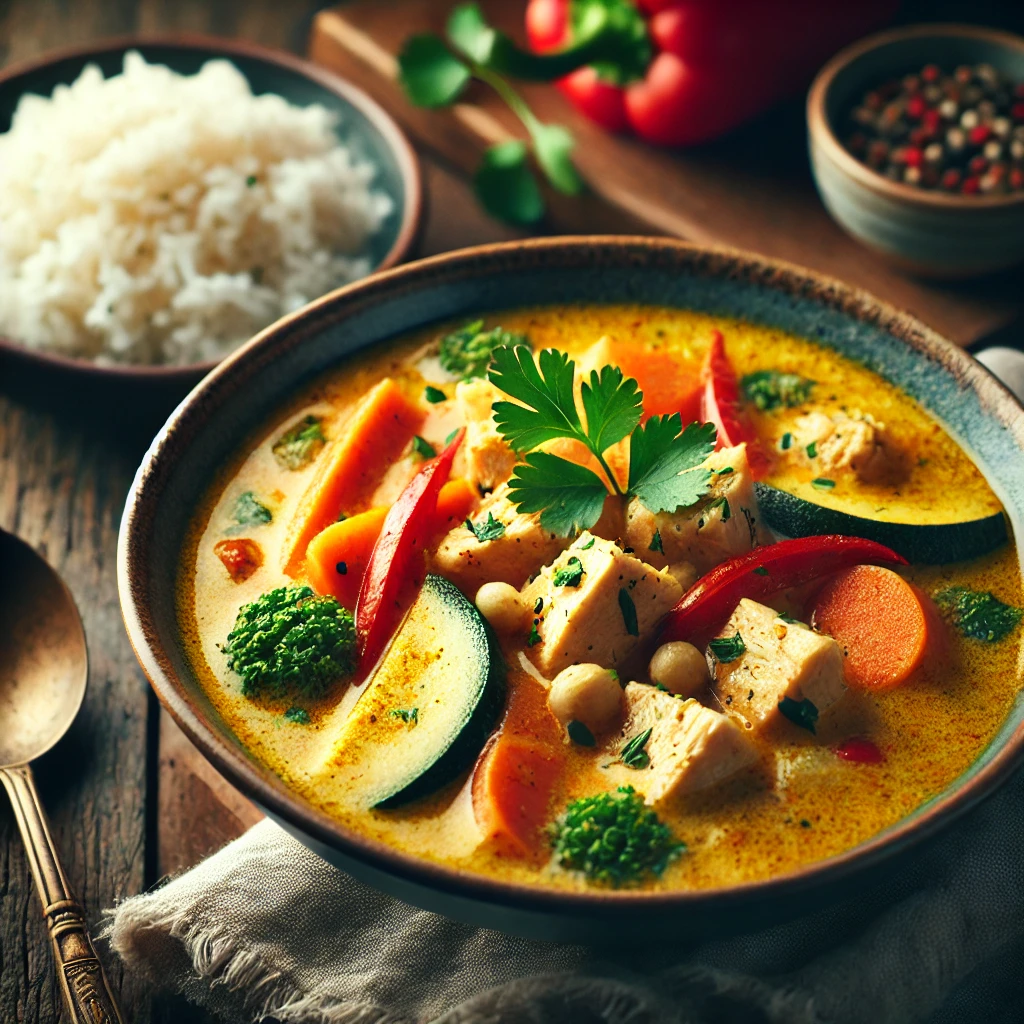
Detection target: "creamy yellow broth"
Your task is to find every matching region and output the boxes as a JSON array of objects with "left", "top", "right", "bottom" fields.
[{"left": 180, "top": 304, "right": 1023, "bottom": 892}]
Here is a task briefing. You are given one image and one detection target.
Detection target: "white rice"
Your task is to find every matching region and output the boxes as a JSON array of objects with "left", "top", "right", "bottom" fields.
[{"left": 0, "top": 51, "right": 393, "bottom": 366}]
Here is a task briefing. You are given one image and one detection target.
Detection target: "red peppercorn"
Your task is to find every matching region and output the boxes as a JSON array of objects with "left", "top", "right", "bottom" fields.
[
  {"left": 903, "top": 146, "right": 924, "bottom": 168},
  {"left": 962, "top": 175, "right": 981, "bottom": 194},
  {"left": 969, "top": 124, "right": 992, "bottom": 146},
  {"left": 968, "top": 154, "right": 988, "bottom": 175},
  {"left": 906, "top": 94, "right": 926, "bottom": 120},
  {"left": 921, "top": 64, "right": 941, "bottom": 83},
  {"left": 909, "top": 126, "right": 932, "bottom": 147},
  {"left": 923, "top": 108, "right": 942, "bottom": 132},
  {"left": 1009, "top": 168, "right": 1024, "bottom": 190},
  {"left": 835, "top": 738, "right": 885, "bottom": 764},
  {"left": 941, "top": 168, "right": 962, "bottom": 190}
]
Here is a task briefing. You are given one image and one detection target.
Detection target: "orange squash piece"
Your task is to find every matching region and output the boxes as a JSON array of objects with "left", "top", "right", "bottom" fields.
[
  {"left": 305, "top": 478, "right": 479, "bottom": 608},
  {"left": 472, "top": 733, "right": 563, "bottom": 858},
  {"left": 283, "top": 379, "right": 423, "bottom": 575},
  {"left": 810, "top": 564, "right": 941, "bottom": 691}
]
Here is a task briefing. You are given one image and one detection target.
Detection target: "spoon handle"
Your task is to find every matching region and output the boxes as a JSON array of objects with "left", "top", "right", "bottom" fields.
[{"left": 1, "top": 764, "right": 125, "bottom": 1024}]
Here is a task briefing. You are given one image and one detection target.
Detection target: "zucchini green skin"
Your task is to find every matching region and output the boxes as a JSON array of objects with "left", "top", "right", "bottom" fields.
[
  {"left": 754, "top": 483, "right": 1008, "bottom": 565},
  {"left": 375, "top": 574, "right": 505, "bottom": 809}
]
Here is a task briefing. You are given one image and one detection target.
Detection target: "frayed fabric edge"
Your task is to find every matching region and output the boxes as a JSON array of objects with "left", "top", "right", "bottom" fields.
[{"left": 102, "top": 902, "right": 407, "bottom": 1024}]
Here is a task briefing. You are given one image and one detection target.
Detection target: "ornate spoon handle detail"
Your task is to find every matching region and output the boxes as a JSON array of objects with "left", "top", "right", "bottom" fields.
[{"left": 1, "top": 764, "right": 124, "bottom": 1024}]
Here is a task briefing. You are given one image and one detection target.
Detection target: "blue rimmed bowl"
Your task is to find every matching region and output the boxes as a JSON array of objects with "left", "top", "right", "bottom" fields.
[{"left": 118, "top": 237, "right": 1024, "bottom": 941}]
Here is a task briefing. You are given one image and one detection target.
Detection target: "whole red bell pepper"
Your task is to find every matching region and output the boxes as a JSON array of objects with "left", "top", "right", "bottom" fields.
[
  {"left": 355, "top": 428, "right": 465, "bottom": 677},
  {"left": 700, "top": 329, "right": 770, "bottom": 479},
  {"left": 525, "top": 0, "right": 899, "bottom": 146},
  {"left": 660, "top": 534, "right": 907, "bottom": 642}
]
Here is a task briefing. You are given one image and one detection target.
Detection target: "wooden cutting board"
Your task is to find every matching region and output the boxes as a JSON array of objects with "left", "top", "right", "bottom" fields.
[{"left": 309, "top": 0, "right": 1024, "bottom": 348}]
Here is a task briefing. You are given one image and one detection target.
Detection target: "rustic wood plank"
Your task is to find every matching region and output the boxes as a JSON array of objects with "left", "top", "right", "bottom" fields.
[{"left": 310, "top": 0, "right": 1024, "bottom": 347}]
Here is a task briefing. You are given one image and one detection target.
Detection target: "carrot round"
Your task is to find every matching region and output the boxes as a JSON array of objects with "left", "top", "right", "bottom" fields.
[
  {"left": 809, "top": 564, "right": 938, "bottom": 691},
  {"left": 472, "top": 733, "right": 563, "bottom": 858}
]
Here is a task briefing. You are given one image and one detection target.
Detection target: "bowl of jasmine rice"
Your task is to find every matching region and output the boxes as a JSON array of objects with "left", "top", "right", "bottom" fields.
[{"left": 0, "top": 36, "right": 421, "bottom": 384}]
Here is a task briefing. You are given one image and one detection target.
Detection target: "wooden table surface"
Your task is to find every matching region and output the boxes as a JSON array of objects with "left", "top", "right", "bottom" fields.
[{"left": 1, "top": 2, "right": 1022, "bottom": 1022}]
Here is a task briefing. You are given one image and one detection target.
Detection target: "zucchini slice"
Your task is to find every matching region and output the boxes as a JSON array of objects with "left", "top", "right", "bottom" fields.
[
  {"left": 754, "top": 482, "right": 1008, "bottom": 564},
  {"left": 326, "top": 573, "right": 505, "bottom": 809}
]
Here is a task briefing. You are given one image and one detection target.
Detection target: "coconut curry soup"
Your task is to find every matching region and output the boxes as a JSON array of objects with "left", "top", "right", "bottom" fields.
[{"left": 183, "top": 306, "right": 1023, "bottom": 893}]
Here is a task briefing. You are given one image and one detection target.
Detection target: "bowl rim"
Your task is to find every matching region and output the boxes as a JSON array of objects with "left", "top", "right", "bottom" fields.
[
  {"left": 0, "top": 31, "right": 423, "bottom": 382},
  {"left": 119, "top": 235, "right": 1024, "bottom": 919},
  {"left": 807, "top": 22, "right": 1024, "bottom": 211}
]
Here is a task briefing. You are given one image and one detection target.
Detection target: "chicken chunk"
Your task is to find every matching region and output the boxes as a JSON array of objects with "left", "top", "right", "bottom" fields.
[
  {"left": 620, "top": 683, "right": 758, "bottom": 804},
  {"left": 430, "top": 483, "right": 568, "bottom": 595},
  {"left": 455, "top": 378, "right": 517, "bottom": 492},
  {"left": 623, "top": 443, "right": 764, "bottom": 575},
  {"left": 520, "top": 533, "right": 683, "bottom": 675},
  {"left": 793, "top": 410, "right": 904, "bottom": 485},
  {"left": 711, "top": 599, "right": 846, "bottom": 733}
]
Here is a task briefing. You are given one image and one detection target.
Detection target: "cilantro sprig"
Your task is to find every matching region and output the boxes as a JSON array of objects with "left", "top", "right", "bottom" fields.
[
  {"left": 397, "top": 2, "right": 649, "bottom": 223},
  {"left": 489, "top": 345, "right": 716, "bottom": 536}
]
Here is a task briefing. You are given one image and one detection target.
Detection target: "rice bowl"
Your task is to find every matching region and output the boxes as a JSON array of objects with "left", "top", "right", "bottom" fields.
[{"left": 0, "top": 50, "right": 397, "bottom": 367}]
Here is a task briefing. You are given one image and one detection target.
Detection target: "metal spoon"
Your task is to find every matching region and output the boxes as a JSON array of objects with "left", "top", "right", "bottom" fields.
[{"left": 0, "top": 528, "right": 124, "bottom": 1024}]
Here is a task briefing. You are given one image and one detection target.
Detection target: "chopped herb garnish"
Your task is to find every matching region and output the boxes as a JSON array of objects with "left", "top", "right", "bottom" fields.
[
  {"left": 708, "top": 632, "right": 746, "bottom": 663},
  {"left": 527, "top": 622, "right": 542, "bottom": 646},
  {"left": 465, "top": 512, "right": 506, "bottom": 542},
  {"left": 709, "top": 496, "right": 731, "bottom": 522},
  {"left": 230, "top": 491, "right": 272, "bottom": 529},
  {"left": 800, "top": 819, "right": 812, "bottom": 829},
  {"left": 580, "top": 536, "right": 596, "bottom": 550},
  {"left": 489, "top": 345, "right": 716, "bottom": 535},
  {"left": 778, "top": 612, "right": 803, "bottom": 625},
  {"left": 553, "top": 555, "right": 584, "bottom": 588},
  {"left": 412, "top": 435, "right": 437, "bottom": 460},
  {"left": 567, "top": 719, "right": 596, "bottom": 747},
  {"left": 649, "top": 529, "right": 664, "bottom": 554},
  {"left": 551, "top": 786, "right": 684, "bottom": 887},
  {"left": 618, "top": 588, "right": 639, "bottom": 636},
  {"left": 272, "top": 415, "right": 326, "bottom": 470},
  {"left": 716, "top": 466, "right": 733, "bottom": 475},
  {"left": 246, "top": 174, "right": 258, "bottom": 187},
  {"left": 741, "top": 370, "right": 815, "bottom": 411},
  {"left": 778, "top": 696, "right": 819, "bottom": 733},
  {"left": 439, "top": 319, "right": 528, "bottom": 379},
  {"left": 284, "top": 706, "right": 310, "bottom": 725},
  {"left": 424, "top": 385, "right": 447, "bottom": 403},
  {"left": 619, "top": 727, "right": 653, "bottom": 770},
  {"left": 444, "top": 428, "right": 460, "bottom": 446},
  {"left": 780, "top": 432, "right": 793, "bottom": 451},
  {"left": 806, "top": 441, "right": 818, "bottom": 459},
  {"left": 812, "top": 477, "right": 835, "bottom": 489},
  {"left": 935, "top": 587, "right": 1023, "bottom": 643},
  {"left": 389, "top": 707, "right": 419, "bottom": 725},
  {"left": 752, "top": 566, "right": 769, "bottom": 576}
]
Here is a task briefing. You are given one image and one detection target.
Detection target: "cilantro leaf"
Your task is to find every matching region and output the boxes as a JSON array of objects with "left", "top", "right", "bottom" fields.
[
  {"left": 446, "top": 2, "right": 495, "bottom": 63},
  {"left": 567, "top": 720, "right": 596, "bottom": 746},
  {"left": 389, "top": 707, "right": 419, "bottom": 725},
  {"left": 708, "top": 632, "right": 745, "bottom": 663},
  {"left": 778, "top": 696, "right": 818, "bottom": 733},
  {"left": 506, "top": 452, "right": 608, "bottom": 537},
  {"left": 531, "top": 122, "right": 584, "bottom": 195},
  {"left": 424, "top": 385, "right": 447, "bottom": 403},
  {"left": 580, "top": 364, "right": 642, "bottom": 453},
  {"left": 618, "top": 588, "right": 639, "bottom": 636},
  {"left": 628, "top": 417, "right": 716, "bottom": 514},
  {"left": 412, "top": 435, "right": 436, "bottom": 460},
  {"left": 398, "top": 35, "right": 471, "bottom": 107},
  {"left": 490, "top": 346, "right": 582, "bottom": 452},
  {"left": 465, "top": 512, "right": 506, "bottom": 542},
  {"left": 552, "top": 555, "right": 585, "bottom": 587},
  {"left": 620, "top": 727, "right": 652, "bottom": 769},
  {"left": 935, "top": 587, "right": 1023, "bottom": 642},
  {"left": 474, "top": 141, "right": 544, "bottom": 225}
]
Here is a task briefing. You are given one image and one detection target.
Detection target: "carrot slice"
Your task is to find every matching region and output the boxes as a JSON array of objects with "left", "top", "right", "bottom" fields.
[
  {"left": 809, "top": 564, "right": 939, "bottom": 690},
  {"left": 305, "top": 478, "right": 477, "bottom": 608},
  {"left": 472, "top": 733, "right": 563, "bottom": 858},
  {"left": 282, "top": 379, "right": 423, "bottom": 575}
]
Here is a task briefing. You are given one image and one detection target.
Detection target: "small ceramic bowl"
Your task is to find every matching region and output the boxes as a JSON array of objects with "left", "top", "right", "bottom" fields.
[
  {"left": 0, "top": 34, "right": 422, "bottom": 391},
  {"left": 807, "top": 24, "right": 1024, "bottom": 278}
]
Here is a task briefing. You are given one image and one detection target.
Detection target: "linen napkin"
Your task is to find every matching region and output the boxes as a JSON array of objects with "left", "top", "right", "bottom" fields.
[{"left": 106, "top": 765, "right": 1024, "bottom": 1024}]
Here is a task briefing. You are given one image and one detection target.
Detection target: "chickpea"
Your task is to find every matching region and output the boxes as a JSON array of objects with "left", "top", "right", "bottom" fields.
[
  {"left": 548, "top": 663, "right": 624, "bottom": 735},
  {"left": 475, "top": 582, "right": 527, "bottom": 635},
  {"left": 667, "top": 560, "right": 698, "bottom": 591},
  {"left": 649, "top": 641, "right": 708, "bottom": 697}
]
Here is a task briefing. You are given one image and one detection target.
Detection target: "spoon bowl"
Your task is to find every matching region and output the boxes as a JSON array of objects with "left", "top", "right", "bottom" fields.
[
  {"left": 0, "top": 530, "right": 88, "bottom": 766},
  {"left": 0, "top": 528, "right": 123, "bottom": 1022}
]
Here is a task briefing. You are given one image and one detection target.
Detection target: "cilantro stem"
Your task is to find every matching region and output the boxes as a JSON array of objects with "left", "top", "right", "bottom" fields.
[
  {"left": 472, "top": 62, "right": 543, "bottom": 137},
  {"left": 594, "top": 450, "right": 624, "bottom": 496}
]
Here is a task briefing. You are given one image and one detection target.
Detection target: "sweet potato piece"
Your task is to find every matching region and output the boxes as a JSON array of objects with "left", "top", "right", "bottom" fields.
[
  {"left": 283, "top": 379, "right": 423, "bottom": 574},
  {"left": 473, "top": 733, "right": 563, "bottom": 858}
]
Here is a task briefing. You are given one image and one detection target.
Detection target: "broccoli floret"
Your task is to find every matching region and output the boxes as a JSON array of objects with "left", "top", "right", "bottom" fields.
[
  {"left": 438, "top": 320, "right": 528, "bottom": 380},
  {"left": 224, "top": 585, "right": 356, "bottom": 699},
  {"left": 550, "top": 786, "right": 684, "bottom": 887}
]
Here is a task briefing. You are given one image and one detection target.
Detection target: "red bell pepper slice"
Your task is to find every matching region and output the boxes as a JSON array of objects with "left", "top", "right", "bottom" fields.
[
  {"left": 699, "top": 329, "right": 770, "bottom": 478},
  {"left": 355, "top": 428, "right": 465, "bottom": 678},
  {"left": 660, "top": 534, "right": 907, "bottom": 643}
]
